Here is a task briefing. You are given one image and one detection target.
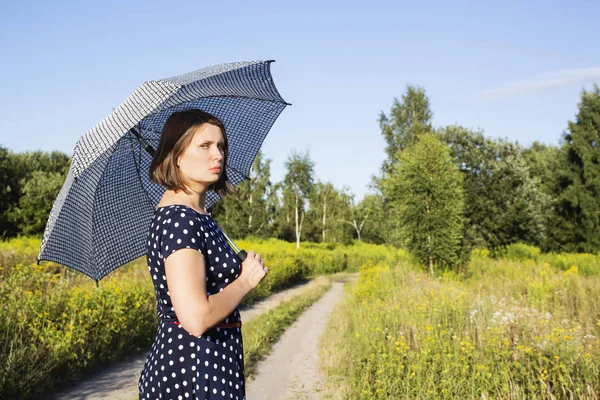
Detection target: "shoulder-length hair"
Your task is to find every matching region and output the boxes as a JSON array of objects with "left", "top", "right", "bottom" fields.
[{"left": 149, "top": 109, "right": 235, "bottom": 198}]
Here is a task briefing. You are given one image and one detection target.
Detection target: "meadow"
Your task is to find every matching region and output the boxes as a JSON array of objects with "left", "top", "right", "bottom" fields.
[
  {"left": 0, "top": 236, "right": 402, "bottom": 399},
  {"left": 320, "top": 244, "right": 600, "bottom": 399}
]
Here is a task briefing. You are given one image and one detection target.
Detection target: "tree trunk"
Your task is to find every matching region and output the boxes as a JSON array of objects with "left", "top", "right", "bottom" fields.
[
  {"left": 248, "top": 191, "right": 253, "bottom": 231},
  {"left": 295, "top": 192, "right": 300, "bottom": 249},
  {"left": 322, "top": 194, "right": 327, "bottom": 242},
  {"left": 427, "top": 203, "right": 433, "bottom": 275}
]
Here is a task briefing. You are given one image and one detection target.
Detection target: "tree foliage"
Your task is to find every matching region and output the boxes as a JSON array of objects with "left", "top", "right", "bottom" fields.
[
  {"left": 381, "top": 133, "right": 464, "bottom": 272},
  {"left": 551, "top": 85, "right": 600, "bottom": 253}
]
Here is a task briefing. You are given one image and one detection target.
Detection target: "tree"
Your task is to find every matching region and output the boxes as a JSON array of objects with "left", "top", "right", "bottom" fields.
[
  {"left": 522, "top": 141, "right": 562, "bottom": 198},
  {"left": 306, "top": 181, "right": 335, "bottom": 242},
  {"left": 439, "top": 126, "right": 551, "bottom": 253},
  {"left": 338, "top": 189, "right": 370, "bottom": 242},
  {"left": 354, "top": 193, "right": 386, "bottom": 244},
  {"left": 12, "top": 170, "right": 65, "bottom": 236},
  {"left": 0, "top": 148, "right": 70, "bottom": 238},
  {"left": 381, "top": 133, "right": 464, "bottom": 273},
  {"left": 282, "top": 150, "right": 315, "bottom": 248},
  {"left": 551, "top": 85, "right": 600, "bottom": 253},
  {"left": 377, "top": 85, "right": 433, "bottom": 176},
  {"left": 0, "top": 147, "right": 21, "bottom": 238},
  {"left": 212, "top": 151, "right": 274, "bottom": 239}
]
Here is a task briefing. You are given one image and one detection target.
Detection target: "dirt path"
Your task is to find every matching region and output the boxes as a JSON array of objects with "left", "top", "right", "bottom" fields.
[
  {"left": 245, "top": 281, "right": 347, "bottom": 400},
  {"left": 50, "top": 279, "right": 314, "bottom": 400}
]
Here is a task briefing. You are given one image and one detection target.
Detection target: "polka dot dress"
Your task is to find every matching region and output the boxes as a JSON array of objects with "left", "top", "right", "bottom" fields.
[{"left": 138, "top": 205, "right": 245, "bottom": 400}]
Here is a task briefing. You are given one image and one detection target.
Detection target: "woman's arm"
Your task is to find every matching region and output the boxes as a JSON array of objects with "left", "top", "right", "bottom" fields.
[{"left": 165, "top": 248, "right": 266, "bottom": 336}]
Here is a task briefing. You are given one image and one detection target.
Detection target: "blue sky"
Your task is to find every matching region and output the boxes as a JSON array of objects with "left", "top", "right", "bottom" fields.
[{"left": 1, "top": 0, "right": 599, "bottom": 201}]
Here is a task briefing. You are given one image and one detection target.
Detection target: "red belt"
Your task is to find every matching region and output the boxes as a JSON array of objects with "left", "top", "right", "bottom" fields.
[{"left": 170, "top": 321, "right": 242, "bottom": 329}]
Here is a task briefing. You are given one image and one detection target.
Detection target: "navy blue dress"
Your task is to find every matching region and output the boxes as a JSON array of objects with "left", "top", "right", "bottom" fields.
[{"left": 138, "top": 205, "right": 245, "bottom": 400}]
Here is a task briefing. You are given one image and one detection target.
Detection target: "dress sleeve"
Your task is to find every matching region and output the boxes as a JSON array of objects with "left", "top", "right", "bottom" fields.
[{"left": 159, "top": 209, "right": 207, "bottom": 261}]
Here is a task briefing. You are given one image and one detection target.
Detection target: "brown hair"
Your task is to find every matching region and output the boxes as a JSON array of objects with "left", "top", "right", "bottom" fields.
[{"left": 150, "top": 109, "right": 235, "bottom": 197}]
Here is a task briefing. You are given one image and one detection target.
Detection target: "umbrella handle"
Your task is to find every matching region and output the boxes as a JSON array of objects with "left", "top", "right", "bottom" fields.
[
  {"left": 220, "top": 228, "right": 248, "bottom": 263},
  {"left": 236, "top": 250, "right": 247, "bottom": 262}
]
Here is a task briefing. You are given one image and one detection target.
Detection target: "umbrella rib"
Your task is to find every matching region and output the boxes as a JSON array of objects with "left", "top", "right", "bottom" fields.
[
  {"left": 227, "top": 165, "right": 251, "bottom": 181},
  {"left": 158, "top": 94, "right": 292, "bottom": 108},
  {"left": 129, "top": 133, "right": 157, "bottom": 211}
]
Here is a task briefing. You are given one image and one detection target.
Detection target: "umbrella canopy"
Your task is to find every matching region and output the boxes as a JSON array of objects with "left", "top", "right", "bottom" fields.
[{"left": 38, "top": 60, "right": 289, "bottom": 283}]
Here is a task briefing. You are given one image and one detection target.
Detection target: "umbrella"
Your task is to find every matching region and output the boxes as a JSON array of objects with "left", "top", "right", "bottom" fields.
[{"left": 37, "top": 60, "right": 289, "bottom": 284}]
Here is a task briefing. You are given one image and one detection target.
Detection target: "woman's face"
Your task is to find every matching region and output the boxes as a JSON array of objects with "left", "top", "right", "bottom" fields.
[{"left": 177, "top": 123, "right": 225, "bottom": 190}]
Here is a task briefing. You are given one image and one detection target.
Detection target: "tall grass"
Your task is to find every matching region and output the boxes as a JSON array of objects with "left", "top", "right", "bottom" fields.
[{"left": 321, "top": 254, "right": 600, "bottom": 399}]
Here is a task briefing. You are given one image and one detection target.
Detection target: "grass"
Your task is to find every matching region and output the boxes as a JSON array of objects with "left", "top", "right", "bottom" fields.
[{"left": 320, "top": 256, "right": 600, "bottom": 399}]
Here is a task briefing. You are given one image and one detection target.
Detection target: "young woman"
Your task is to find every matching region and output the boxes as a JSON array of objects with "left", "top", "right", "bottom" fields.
[{"left": 138, "top": 109, "right": 268, "bottom": 400}]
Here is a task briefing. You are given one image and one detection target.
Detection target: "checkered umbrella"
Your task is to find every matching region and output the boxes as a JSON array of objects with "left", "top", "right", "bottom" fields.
[{"left": 37, "top": 60, "right": 289, "bottom": 284}]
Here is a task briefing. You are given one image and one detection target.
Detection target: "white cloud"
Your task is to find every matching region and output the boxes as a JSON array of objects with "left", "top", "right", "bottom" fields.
[{"left": 473, "top": 67, "right": 600, "bottom": 99}]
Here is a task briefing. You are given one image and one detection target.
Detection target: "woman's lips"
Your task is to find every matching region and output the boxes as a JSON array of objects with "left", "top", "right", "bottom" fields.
[{"left": 210, "top": 168, "right": 221, "bottom": 173}]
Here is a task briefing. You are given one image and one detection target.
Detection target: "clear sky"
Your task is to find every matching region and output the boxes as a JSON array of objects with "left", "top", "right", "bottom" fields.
[{"left": 1, "top": 0, "right": 599, "bottom": 201}]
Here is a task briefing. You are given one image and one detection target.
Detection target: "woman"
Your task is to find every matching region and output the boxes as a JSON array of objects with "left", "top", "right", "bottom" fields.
[{"left": 138, "top": 109, "right": 268, "bottom": 400}]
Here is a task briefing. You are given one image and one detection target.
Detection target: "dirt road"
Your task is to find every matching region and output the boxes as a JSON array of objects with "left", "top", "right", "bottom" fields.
[{"left": 245, "top": 281, "right": 346, "bottom": 400}]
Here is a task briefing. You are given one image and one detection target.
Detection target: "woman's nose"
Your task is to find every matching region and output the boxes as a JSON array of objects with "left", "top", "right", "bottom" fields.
[{"left": 213, "top": 148, "right": 223, "bottom": 162}]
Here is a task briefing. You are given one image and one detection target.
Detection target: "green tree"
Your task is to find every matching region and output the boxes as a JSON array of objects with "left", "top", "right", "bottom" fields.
[
  {"left": 304, "top": 182, "right": 355, "bottom": 243},
  {"left": 382, "top": 133, "right": 464, "bottom": 273},
  {"left": 12, "top": 170, "right": 65, "bottom": 236},
  {"left": 337, "top": 189, "right": 370, "bottom": 242},
  {"left": 305, "top": 181, "right": 335, "bottom": 242},
  {"left": 272, "top": 182, "right": 296, "bottom": 243},
  {"left": 212, "top": 151, "right": 274, "bottom": 239},
  {"left": 377, "top": 85, "right": 433, "bottom": 176},
  {"left": 354, "top": 193, "right": 386, "bottom": 244},
  {"left": 0, "top": 148, "right": 70, "bottom": 238},
  {"left": 552, "top": 85, "right": 600, "bottom": 253},
  {"left": 522, "top": 141, "right": 561, "bottom": 198},
  {"left": 439, "top": 126, "right": 550, "bottom": 253},
  {"left": 282, "top": 150, "right": 315, "bottom": 248}
]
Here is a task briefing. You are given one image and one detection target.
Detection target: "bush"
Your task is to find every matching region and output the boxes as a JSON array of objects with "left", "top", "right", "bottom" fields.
[{"left": 503, "top": 242, "right": 542, "bottom": 262}]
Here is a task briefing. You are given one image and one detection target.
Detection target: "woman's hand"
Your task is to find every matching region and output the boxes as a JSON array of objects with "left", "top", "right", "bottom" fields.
[{"left": 239, "top": 250, "right": 268, "bottom": 290}]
